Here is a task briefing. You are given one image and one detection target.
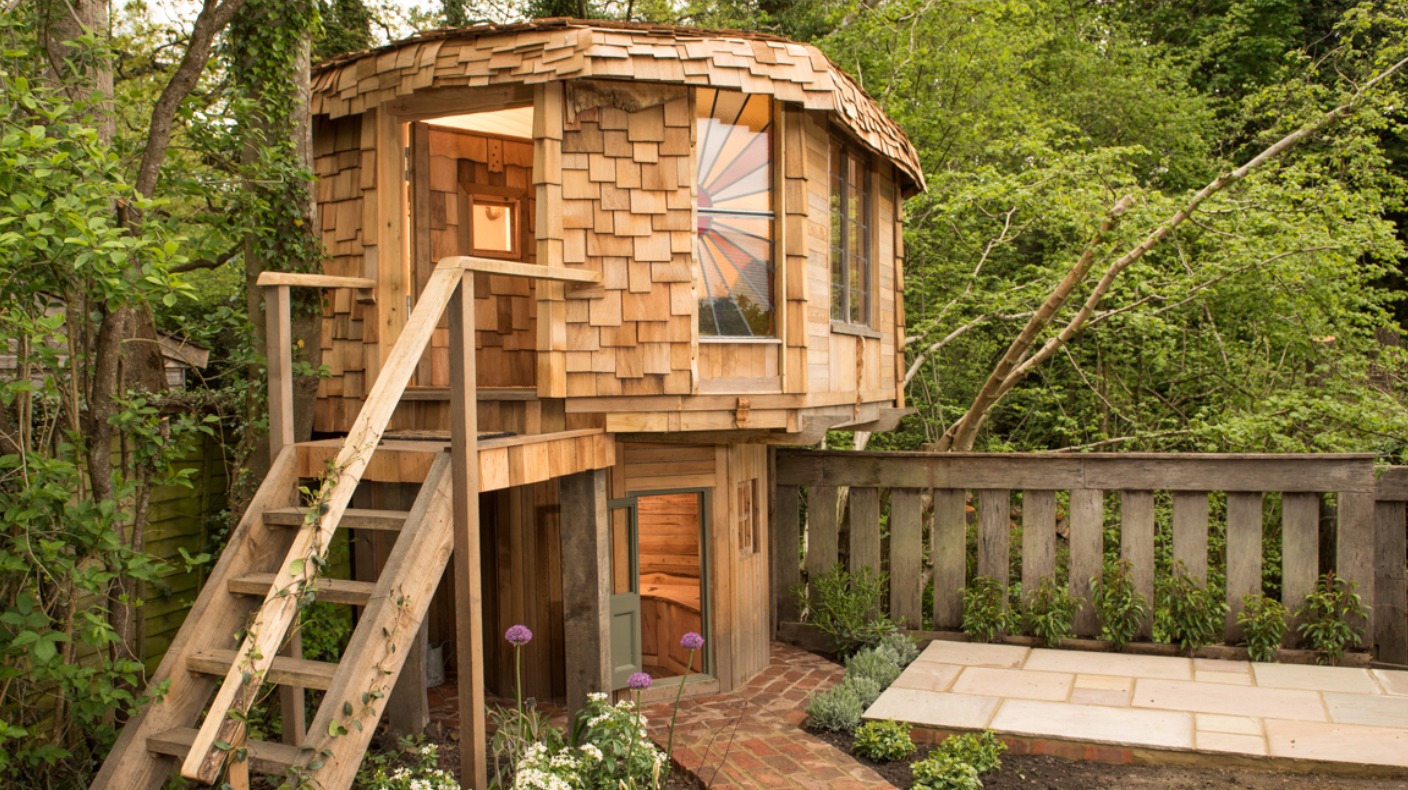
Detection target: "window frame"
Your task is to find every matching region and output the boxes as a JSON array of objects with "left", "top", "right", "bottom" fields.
[
  {"left": 466, "top": 193, "right": 521, "bottom": 260},
  {"left": 830, "top": 135, "right": 874, "bottom": 330}
]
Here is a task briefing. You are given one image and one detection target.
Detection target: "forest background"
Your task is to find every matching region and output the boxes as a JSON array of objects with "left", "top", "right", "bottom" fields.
[{"left": 0, "top": 0, "right": 1406, "bottom": 784}]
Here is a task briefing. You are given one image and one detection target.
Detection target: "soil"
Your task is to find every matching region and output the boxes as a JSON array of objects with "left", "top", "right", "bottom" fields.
[{"left": 814, "top": 730, "right": 1408, "bottom": 790}]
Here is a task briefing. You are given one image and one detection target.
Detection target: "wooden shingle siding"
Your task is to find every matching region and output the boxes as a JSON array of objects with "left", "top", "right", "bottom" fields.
[{"left": 311, "top": 20, "right": 923, "bottom": 194}]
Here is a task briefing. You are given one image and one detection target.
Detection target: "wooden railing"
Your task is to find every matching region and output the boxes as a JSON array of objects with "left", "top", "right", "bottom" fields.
[{"left": 772, "top": 450, "right": 1407, "bottom": 665}]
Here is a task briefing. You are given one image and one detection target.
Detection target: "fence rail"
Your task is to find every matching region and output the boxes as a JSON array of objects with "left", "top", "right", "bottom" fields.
[{"left": 771, "top": 450, "right": 1407, "bottom": 665}]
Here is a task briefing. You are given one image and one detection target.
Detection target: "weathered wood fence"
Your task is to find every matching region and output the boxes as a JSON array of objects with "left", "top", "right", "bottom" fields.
[{"left": 772, "top": 450, "right": 1408, "bottom": 665}]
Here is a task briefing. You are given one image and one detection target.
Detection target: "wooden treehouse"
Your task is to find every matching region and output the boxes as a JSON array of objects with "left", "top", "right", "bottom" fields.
[{"left": 94, "top": 18, "right": 923, "bottom": 790}]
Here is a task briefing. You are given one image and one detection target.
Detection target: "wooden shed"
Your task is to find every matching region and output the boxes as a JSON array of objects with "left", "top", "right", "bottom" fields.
[{"left": 95, "top": 18, "right": 922, "bottom": 790}]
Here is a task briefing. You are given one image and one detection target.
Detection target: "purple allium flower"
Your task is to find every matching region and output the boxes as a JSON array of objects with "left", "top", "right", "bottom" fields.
[
  {"left": 627, "top": 672, "right": 653, "bottom": 690},
  {"left": 680, "top": 632, "right": 704, "bottom": 650},
  {"left": 505, "top": 624, "right": 533, "bottom": 646}
]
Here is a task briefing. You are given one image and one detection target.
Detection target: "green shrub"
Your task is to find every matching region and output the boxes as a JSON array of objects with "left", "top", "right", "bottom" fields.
[
  {"left": 1238, "top": 593, "right": 1289, "bottom": 663},
  {"left": 1023, "top": 575, "right": 1077, "bottom": 647},
  {"left": 805, "top": 682, "right": 866, "bottom": 733},
  {"left": 844, "top": 674, "right": 883, "bottom": 709},
  {"left": 875, "top": 631, "right": 921, "bottom": 667},
  {"left": 961, "top": 576, "right": 1020, "bottom": 643},
  {"left": 845, "top": 647, "right": 902, "bottom": 689},
  {"left": 797, "top": 564, "right": 899, "bottom": 656},
  {"left": 852, "top": 719, "right": 916, "bottom": 762},
  {"left": 1296, "top": 572, "right": 1369, "bottom": 665},
  {"left": 356, "top": 734, "right": 459, "bottom": 790},
  {"left": 1160, "top": 563, "right": 1228, "bottom": 655},
  {"left": 1093, "top": 559, "right": 1148, "bottom": 650},
  {"left": 910, "top": 731, "right": 1006, "bottom": 789}
]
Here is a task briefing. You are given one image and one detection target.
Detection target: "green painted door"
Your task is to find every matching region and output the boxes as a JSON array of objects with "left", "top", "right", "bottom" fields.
[{"left": 608, "top": 497, "right": 642, "bottom": 689}]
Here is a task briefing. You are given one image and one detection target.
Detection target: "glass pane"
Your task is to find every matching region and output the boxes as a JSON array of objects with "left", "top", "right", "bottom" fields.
[
  {"left": 696, "top": 214, "right": 775, "bottom": 337},
  {"left": 697, "top": 89, "right": 773, "bottom": 214},
  {"left": 472, "top": 201, "right": 514, "bottom": 253}
]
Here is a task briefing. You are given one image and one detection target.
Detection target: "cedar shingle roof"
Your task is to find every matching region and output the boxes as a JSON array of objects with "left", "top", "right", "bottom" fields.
[{"left": 311, "top": 18, "right": 925, "bottom": 193}]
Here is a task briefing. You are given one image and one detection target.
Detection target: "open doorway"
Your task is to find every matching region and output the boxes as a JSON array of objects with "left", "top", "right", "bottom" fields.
[{"left": 609, "top": 490, "right": 709, "bottom": 686}]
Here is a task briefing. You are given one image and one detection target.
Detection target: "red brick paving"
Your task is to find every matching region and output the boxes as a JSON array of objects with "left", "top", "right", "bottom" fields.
[
  {"left": 427, "top": 643, "right": 890, "bottom": 788},
  {"left": 643, "top": 643, "right": 892, "bottom": 789}
]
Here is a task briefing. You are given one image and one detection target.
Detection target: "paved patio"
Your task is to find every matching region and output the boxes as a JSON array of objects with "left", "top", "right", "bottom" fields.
[{"left": 867, "top": 641, "right": 1408, "bottom": 774}]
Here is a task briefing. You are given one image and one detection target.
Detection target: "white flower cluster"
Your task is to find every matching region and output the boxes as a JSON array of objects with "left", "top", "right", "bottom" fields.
[{"left": 384, "top": 765, "right": 459, "bottom": 790}]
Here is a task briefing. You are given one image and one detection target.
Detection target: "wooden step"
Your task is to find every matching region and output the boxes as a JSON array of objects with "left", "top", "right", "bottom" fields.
[
  {"left": 148, "top": 727, "right": 301, "bottom": 776},
  {"left": 263, "top": 506, "right": 408, "bottom": 532},
  {"left": 227, "top": 573, "right": 374, "bottom": 606},
  {"left": 187, "top": 648, "right": 338, "bottom": 691}
]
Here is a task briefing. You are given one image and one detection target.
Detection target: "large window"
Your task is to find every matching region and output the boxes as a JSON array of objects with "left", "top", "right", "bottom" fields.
[
  {"left": 830, "top": 139, "right": 871, "bottom": 326},
  {"left": 696, "top": 88, "right": 775, "bottom": 337}
]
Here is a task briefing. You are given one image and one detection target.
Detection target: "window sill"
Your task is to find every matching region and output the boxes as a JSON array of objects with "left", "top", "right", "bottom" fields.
[
  {"left": 830, "top": 321, "right": 881, "bottom": 339},
  {"left": 699, "top": 336, "right": 782, "bottom": 344}
]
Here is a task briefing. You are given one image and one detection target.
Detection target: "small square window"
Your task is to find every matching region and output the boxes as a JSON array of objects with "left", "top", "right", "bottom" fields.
[{"left": 469, "top": 196, "right": 518, "bottom": 258}]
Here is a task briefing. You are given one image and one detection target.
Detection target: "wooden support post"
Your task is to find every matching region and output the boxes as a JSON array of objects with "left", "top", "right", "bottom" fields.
[
  {"left": 449, "top": 270, "right": 487, "bottom": 790},
  {"left": 264, "top": 283, "right": 305, "bottom": 746},
  {"left": 773, "top": 484, "right": 802, "bottom": 624},
  {"left": 1282, "top": 493, "right": 1320, "bottom": 647},
  {"left": 559, "top": 468, "right": 611, "bottom": 715},
  {"left": 386, "top": 621, "right": 431, "bottom": 737},
  {"left": 1375, "top": 498, "right": 1407, "bottom": 666}
]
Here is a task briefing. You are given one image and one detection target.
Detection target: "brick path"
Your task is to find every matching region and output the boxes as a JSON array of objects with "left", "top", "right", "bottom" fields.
[{"left": 644, "top": 643, "right": 891, "bottom": 789}]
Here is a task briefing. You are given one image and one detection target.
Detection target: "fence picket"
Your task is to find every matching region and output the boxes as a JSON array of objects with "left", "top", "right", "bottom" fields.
[
  {"left": 1068, "top": 489, "right": 1104, "bottom": 637},
  {"left": 1021, "top": 490, "right": 1057, "bottom": 594},
  {"left": 1172, "top": 491, "right": 1210, "bottom": 583},
  {"left": 1121, "top": 490, "right": 1156, "bottom": 639},
  {"left": 1281, "top": 492, "right": 1319, "bottom": 647},
  {"left": 889, "top": 488, "right": 923, "bottom": 626},
  {"left": 807, "top": 486, "right": 840, "bottom": 579},
  {"left": 979, "top": 490, "right": 1011, "bottom": 589},
  {"left": 1225, "top": 492, "right": 1264, "bottom": 643},
  {"left": 1337, "top": 492, "right": 1377, "bottom": 644},
  {"left": 933, "top": 489, "right": 967, "bottom": 629},
  {"left": 849, "top": 487, "right": 881, "bottom": 574},
  {"left": 774, "top": 484, "right": 802, "bottom": 623}
]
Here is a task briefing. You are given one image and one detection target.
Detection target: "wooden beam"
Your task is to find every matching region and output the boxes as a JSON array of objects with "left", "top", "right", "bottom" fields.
[
  {"left": 1374, "top": 500, "right": 1407, "bottom": 666},
  {"left": 256, "top": 272, "right": 377, "bottom": 290},
  {"left": 559, "top": 468, "right": 611, "bottom": 715},
  {"left": 263, "top": 283, "right": 302, "bottom": 746},
  {"left": 449, "top": 269, "right": 488, "bottom": 790},
  {"left": 441, "top": 254, "right": 603, "bottom": 285}
]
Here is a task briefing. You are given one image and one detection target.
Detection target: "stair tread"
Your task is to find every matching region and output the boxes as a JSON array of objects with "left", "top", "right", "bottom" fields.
[
  {"left": 188, "top": 648, "right": 339, "bottom": 691},
  {"left": 263, "top": 506, "right": 408, "bottom": 531},
  {"left": 228, "top": 573, "right": 374, "bottom": 605},
  {"left": 148, "top": 727, "right": 303, "bottom": 774}
]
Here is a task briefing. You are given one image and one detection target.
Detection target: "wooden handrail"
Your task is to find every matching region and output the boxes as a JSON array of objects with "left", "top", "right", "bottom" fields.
[
  {"left": 440, "top": 254, "right": 603, "bottom": 284},
  {"left": 256, "top": 272, "right": 376, "bottom": 289}
]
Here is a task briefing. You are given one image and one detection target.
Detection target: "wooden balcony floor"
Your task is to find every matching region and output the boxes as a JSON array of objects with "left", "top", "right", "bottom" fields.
[{"left": 296, "top": 428, "right": 614, "bottom": 489}]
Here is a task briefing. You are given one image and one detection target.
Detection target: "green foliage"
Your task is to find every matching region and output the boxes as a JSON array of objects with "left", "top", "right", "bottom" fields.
[
  {"left": 1295, "top": 573, "right": 1369, "bottom": 665},
  {"left": 804, "top": 679, "right": 868, "bottom": 733},
  {"left": 1158, "top": 563, "right": 1228, "bottom": 655},
  {"left": 566, "top": 693, "right": 666, "bottom": 789},
  {"left": 873, "top": 631, "right": 920, "bottom": 667},
  {"left": 911, "top": 732, "right": 1006, "bottom": 790},
  {"left": 1023, "top": 576, "right": 1078, "bottom": 647},
  {"left": 1239, "top": 593, "right": 1290, "bottom": 663},
  {"left": 1093, "top": 559, "right": 1149, "bottom": 650},
  {"left": 852, "top": 719, "right": 916, "bottom": 763},
  {"left": 961, "top": 576, "right": 1020, "bottom": 643},
  {"left": 797, "top": 564, "right": 899, "bottom": 657},
  {"left": 355, "top": 734, "right": 459, "bottom": 790},
  {"left": 844, "top": 647, "right": 902, "bottom": 690}
]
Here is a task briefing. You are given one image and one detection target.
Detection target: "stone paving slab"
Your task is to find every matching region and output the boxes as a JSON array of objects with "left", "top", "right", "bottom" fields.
[{"left": 868, "top": 640, "right": 1408, "bottom": 774}]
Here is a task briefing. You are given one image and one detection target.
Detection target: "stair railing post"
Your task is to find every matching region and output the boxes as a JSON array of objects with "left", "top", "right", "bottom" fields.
[
  {"left": 263, "top": 282, "right": 306, "bottom": 746},
  {"left": 448, "top": 266, "right": 488, "bottom": 789}
]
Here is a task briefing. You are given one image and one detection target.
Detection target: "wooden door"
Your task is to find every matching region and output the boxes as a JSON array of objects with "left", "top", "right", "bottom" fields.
[{"left": 608, "top": 497, "right": 643, "bottom": 689}]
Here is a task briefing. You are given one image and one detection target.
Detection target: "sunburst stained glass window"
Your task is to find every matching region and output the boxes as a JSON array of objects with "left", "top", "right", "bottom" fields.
[{"left": 696, "top": 88, "right": 775, "bottom": 337}]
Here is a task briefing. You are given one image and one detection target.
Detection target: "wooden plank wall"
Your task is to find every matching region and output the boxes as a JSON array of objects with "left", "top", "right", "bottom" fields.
[
  {"left": 639, "top": 492, "right": 702, "bottom": 579},
  {"left": 313, "top": 113, "right": 375, "bottom": 433},
  {"left": 557, "top": 81, "right": 696, "bottom": 399}
]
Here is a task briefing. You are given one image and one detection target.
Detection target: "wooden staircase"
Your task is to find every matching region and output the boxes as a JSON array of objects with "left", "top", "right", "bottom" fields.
[{"left": 91, "top": 257, "right": 600, "bottom": 790}]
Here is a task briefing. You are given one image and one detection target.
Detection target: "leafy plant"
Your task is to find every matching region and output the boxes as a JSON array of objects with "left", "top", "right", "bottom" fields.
[
  {"left": 1023, "top": 576, "right": 1077, "bottom": 647},
  {"left": 852, "top": 719, "right": 916, "bottom": 762},
  {"left": 910, "top": 731, "right": 1006, "bottom": 790},
  {"left": 568, "top": 693, "right": 667, "bottom": 789},
  {"left": 806, "top": 674, "right": 882, "bottom": 734},
  {"left": 874, "top": 631, "right": 921, "bottom": 667},
  {"left": 1295, "top": 572, "right": 1369, "bottom": 665},
  {"left": 961, "top": 576, "right": 1020, "bottom": 643},
  {"left": 1238, "top": 593, "right": 1289, "bottom": 663},
  {"left": 355, "top": 734, "right": 458, "bottom": 790},
  {"left": 845, "top": 647, "right": 902, "bottom": 690},
  {"left": 797, "top": 564, "right": 899, "bottom": 656},
  {"left": 1160, "top": 563, "right": 1228, "bottom": 655},
  {"left": 1093, "top": 559, "right": 1148, "bottom": 650}
]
